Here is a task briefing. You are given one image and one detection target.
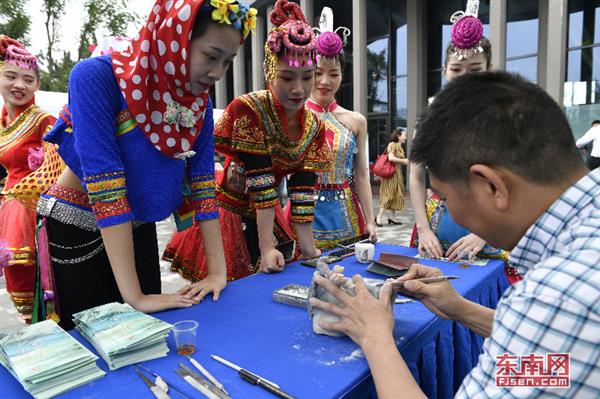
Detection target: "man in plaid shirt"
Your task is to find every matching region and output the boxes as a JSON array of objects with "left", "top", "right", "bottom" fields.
[{"left": 310, "top": 71, "right": 599, "bottom": 398}]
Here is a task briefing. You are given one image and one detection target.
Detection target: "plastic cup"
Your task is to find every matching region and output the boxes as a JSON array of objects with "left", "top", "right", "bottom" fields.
[{"left": 173, "top": 320, "right": 198, "bottom": 355}]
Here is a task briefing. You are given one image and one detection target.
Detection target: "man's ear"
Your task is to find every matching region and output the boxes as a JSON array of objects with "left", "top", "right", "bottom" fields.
[{"left": 469, "top": 164, "right": 509, "bottom": 212}]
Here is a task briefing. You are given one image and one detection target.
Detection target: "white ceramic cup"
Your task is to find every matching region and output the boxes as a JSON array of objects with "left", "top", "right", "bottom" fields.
[{"left": 354, "top": 243, "right": 375, "bottom": 264}]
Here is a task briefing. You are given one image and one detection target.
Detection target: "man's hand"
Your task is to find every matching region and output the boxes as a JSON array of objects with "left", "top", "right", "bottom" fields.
[
  {"left": 309, "top": 274, "right": 395, "bottom": 347},
  {"left": 397, "top": 264, "right": 466, "bottom": 320}
]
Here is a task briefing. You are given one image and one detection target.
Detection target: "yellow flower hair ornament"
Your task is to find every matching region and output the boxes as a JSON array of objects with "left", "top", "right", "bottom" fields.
[{"left": 204, "top": 0, "right": 257, "bottom": 39}]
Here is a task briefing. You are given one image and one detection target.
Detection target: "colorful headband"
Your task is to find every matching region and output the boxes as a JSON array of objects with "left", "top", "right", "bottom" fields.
[
  {"left": 264, "top": 0, "right": 317, "bottom": 82},
  {"left": 449, "top": 0, "right": 484, "bottom": 60},
  {"left": 313, "top": 7, "right": 350, "bottom": 60},
  {"left": 202, "top": 0, "right": 258, "bottom": 39}
]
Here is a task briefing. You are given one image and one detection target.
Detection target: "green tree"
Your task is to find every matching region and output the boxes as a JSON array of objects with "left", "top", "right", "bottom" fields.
[
  {"left": 37, "top": 0, "right": 139, "bottom": 91},
  {"left": 39, "top": 0, "right": 66, "bottom": 88},
  {"left": 0, "top": 0, "right": 31, "bottom": 45},
  {"left": 78, "top": 0, "right": 140, "bottom": 60},
  {"left": 39, "top": 50, "right": 75, "bottom": 92}
]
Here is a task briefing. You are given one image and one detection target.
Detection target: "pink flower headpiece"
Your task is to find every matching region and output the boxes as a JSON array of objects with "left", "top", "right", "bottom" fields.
[
  {"left": 314, "top": 7, "right": 350, "bottom": 60},
  {"left": 0, "top": 35, "right": 38, "bottom": 70},
  {"left": 449, "top": 0, "right": 484, "bottom": 60},
  {"left": 265, "top": 0, "right": 317, "bottom": 77},
  {"left": 264, "top": 0, "right": 318, "bottom": 82}
]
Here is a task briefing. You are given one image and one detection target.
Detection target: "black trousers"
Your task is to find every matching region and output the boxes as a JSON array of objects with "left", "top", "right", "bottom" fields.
[
  {"left": 44, "top": 218, "right": 161, "bottom": 330},
  {"left": 589, "top": 156, "right": 600, "bottom": 170}
]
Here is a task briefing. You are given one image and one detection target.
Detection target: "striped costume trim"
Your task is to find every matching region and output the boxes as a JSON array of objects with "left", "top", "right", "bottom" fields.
[
  {"left": 245, "top": 167, "right": 278, "bottom": 208},
  {"left": 115, "top": 109, "right": 137, "bottom": 136},
  {"left": 189, "top": 175, "right": 217, "bottom": 216},
  {"left": 0, "top": 105, "right": 50, "bottom": 153},
  {"left": 59, "top": 105, "right": 136, "bottom": 136},
  {"left": 84, "top": 171, "right": 132, "bottom": 222},
  {"left": 289, "top": 188, "right": 316, "bottom": 224}
]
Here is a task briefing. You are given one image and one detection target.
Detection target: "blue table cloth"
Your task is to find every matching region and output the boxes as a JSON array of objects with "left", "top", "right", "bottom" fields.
[{"left": 1, "top": 245, "right": 508, "bottom": 399}]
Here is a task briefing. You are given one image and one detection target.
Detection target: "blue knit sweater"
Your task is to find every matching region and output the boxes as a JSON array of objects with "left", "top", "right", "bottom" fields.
[{"left": 44, "top": 55, "right": 217, "bottom": 228}]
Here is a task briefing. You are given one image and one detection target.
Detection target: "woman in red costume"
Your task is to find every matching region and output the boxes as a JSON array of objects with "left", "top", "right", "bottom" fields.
[
  {"left": 163, "top": 163, "right": 255, "bottom": 282},
  {"left": 215, "top": 0, "right": 331, "bottom": 273},
  {"left": 164, "top": 0, "right": 332, "bottom": 278},
  {"left": 0, "top": 36, "right": 61, "bottom": 322}
]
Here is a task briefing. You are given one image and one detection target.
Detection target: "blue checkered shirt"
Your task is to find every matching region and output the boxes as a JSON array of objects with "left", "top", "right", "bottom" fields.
[{"left": 457, "top": 168, "right": 600, "bottom": 398}]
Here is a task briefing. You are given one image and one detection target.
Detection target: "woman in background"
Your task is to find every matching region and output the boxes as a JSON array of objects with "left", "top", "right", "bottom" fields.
[
  {"left": 304, "top": 7, "right": 376, "bottom": 249},
  {"left": 408, "top": 0, "right": 518, "bottom": 283},
  {"left": 0, "top": 36, "right": 61, "bottom": 322},
  {"left": 375, "top": 128, "right": 408, "bottom": 227}
]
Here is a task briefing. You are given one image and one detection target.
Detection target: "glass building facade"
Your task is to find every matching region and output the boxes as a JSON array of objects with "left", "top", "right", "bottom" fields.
[
  {"left": 565, "top": 0, "right": 600, "bottom": 140},
  {"left": 220, "top": 1, "right": 584, "bottom": 172}
]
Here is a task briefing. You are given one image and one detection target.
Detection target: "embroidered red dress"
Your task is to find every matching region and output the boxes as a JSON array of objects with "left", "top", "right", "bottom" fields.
[
  {"left": 163, "top": 168, "right": 254, "bottom": 282},
  {"left": 0, "top": 103, "right": 56, "bottom": 320},
  {"left": 214, "top": 89, "right": 332, "bottom": 267}
]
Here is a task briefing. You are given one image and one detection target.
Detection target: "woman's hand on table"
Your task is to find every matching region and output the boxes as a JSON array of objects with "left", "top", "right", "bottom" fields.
[
  {"left": 396, "top": 264, "right": 466, "bottom": 320},
  {"left": 366, "top": 223, "right": 377, "bottom": 243},
  {"left": 446, "top": 233, "right": 486, "bottom": 260},
  {"left": 130, "top": 293, "right": 198, "bottom": 313},
  {"left": 309, "top": 274, "right": 395, "bottom": 348},
  {"left": 177, "top": 272, "right": 227, "bottom": 301},
  {"left": 259, "top": 247, "right": 285, "bottom": 273},
  {"left": 300, "top": 246, "right": 321, "bottom": 260},
  {"left": 416, "top": 227, "right": 444, "bottom": 258}
]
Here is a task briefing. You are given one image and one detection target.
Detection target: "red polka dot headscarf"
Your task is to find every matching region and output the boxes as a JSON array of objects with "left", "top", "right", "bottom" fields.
[{"left": 111, "top": 0, "right": 213, "bottom": 159}]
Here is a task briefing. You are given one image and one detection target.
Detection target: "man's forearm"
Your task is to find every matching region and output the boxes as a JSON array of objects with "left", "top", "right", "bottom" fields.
[
  {"left": 454, "top": 298, "right": 495, "bottom": 337},
  {"left": 362, "top": 335, "right": 426, "bottom": 399}
]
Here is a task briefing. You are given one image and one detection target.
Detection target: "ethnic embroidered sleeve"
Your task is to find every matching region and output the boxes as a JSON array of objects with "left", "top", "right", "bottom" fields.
[
  {"left": 237, "top": 152, "right": 279, "bottom": 209},
  {"left": 287, "top": 171, "right": 317, "bottom": 223},
  {"left": 187, "top": 99, "right": 218, "bottom": 221},
  {"left": 69, "top": 59, "right": 133, "bottom": 228}
]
